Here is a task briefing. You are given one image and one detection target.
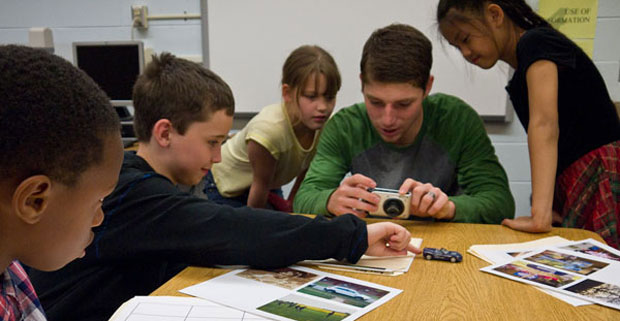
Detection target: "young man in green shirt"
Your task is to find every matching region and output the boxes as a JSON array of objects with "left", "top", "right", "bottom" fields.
[{"left": 294, "top": 24, "right": 514, "bottom": 223}]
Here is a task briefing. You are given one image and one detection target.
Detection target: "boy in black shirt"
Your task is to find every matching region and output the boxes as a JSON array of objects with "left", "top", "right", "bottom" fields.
[
  {"left": 30, "top": 53, "right": 419, "bottom": 321},
  {"left": 0, "top": 45, "right": 123, "bottom": 321}
]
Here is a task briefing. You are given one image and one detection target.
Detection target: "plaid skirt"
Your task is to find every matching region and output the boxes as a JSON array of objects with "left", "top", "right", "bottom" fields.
[{"left": 554, "top": 140, "right": 620, "bottom": 249}]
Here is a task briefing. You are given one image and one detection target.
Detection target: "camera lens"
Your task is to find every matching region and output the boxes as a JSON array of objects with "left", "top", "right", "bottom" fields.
[{"left": 383, "top": 198, "right": 404, "bottom": 217}]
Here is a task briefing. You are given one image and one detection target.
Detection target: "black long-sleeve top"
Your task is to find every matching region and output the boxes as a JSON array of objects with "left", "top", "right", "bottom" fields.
[{"left": 29, "top": 152, "right": 368, "bottom": 321}]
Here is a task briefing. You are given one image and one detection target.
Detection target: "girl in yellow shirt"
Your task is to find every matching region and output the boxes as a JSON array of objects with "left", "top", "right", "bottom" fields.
[{"left": 205, "top": 45, "right": 341, "bottom": 210}]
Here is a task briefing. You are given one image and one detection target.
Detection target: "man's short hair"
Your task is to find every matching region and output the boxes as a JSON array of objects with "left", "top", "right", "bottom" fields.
[
  {"left": 360, "top": 23, "right": 433, "bottom": 89},
  {"left": 0, "top": 45, "right": 120, "bottom": 187},
  {"left": 132, "top": 53, "right": 235, "bottom": 142}
]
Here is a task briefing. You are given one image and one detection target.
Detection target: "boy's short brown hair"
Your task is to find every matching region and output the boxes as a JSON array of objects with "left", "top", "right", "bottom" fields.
[
  {"left": 0, "top": 45, "right": 119, "bottom": 187},
  {"left": 132, "top": 53, "right": 235, "bottom": 142},
  {"left": 360, "top": 23, "right": 432, "bottom": 89}
]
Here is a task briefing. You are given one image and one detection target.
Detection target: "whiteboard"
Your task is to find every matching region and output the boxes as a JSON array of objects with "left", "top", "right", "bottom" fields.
[{"left": 207, "top": 0, "right": 511, "bottom": 120}]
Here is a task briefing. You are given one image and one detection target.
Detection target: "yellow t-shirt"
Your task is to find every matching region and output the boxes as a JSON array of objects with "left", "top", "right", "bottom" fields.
[{"left": 211, "top": 103, "right": 318, "bottom": 197}]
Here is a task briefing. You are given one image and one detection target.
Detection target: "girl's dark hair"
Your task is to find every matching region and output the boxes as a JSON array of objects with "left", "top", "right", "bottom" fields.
[{"left": 437, "top": 0, "right": 551, "bottom": 30}]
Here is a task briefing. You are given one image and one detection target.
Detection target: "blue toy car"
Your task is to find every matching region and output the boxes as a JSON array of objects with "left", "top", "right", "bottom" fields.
[{"left": 423, "top": 247, "right": 462, "bottom": 263}]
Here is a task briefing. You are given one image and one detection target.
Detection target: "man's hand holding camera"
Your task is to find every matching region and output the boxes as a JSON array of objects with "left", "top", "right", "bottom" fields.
[
  {"left": 399, "top": 178, "right": 455, "bottom": 220},
  {"left": 327, "top": 174, "right": 455, "bottom": 220},
  {"left": 327, "top": 174, "right": 379, "bottom": 217}
]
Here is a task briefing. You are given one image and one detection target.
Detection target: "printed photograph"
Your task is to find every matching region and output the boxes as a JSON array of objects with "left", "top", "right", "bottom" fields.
[
  {"left": 236, "top": 268, "right": 319, "bottom": 290},
  {"left": 565, "top": 279, "right": 620, "bottom": 307},
  {"left": 561, "top": 242, "right": 620, "bottom": 261},
  {"left": 493, "top": 261, "right": 582, "bottom": 288},
  {"left": 297, "top": 277, "right": 389, "bottom": 308},
  {"left": 258, "top": 294, "right": 355, "bottom": 321},
  {"left": 507, "top": 251, "right": 532, "bottom": 257},
  {"left": 525, "top": 250, "right": 608, "bottom": 275}
]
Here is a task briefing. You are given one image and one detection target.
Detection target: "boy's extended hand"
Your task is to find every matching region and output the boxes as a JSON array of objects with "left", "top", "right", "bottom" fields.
[
  {"left": 327, "top": 174, "right": 380, "bottom": 217},
  {"left": 365, "top": 222, "right": 421, "bottom": 256}
]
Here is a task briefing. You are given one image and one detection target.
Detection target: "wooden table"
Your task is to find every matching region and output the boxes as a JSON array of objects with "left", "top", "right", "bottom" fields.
[{"left": 151, "top": 220, "right": 620, "bottom": 320}]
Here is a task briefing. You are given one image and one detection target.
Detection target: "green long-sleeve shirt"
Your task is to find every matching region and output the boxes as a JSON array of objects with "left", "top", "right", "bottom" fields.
[{"left": 294, "top": 93, "right": 515, "bottom": 223}]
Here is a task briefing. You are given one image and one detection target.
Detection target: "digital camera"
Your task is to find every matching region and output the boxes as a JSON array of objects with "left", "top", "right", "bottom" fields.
[{"left": 367, "top": 187, "right": 411, "bottom": 219}]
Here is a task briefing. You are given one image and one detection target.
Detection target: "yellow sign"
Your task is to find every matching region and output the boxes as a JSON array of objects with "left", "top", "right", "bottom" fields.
[
  {"left": 572, "top": 39, "right": 594, "bottom": 58},
  {"left": 538, "top": 0, "right": 598, "bottom": 39}
]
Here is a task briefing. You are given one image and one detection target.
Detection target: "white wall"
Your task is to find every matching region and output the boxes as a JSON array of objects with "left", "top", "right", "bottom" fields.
[
  {"left": 1, "top": 0, "right": 619, "bottom": 218},
  {"left": 206, "top": 0, "right": 511, "bottom": 119}
]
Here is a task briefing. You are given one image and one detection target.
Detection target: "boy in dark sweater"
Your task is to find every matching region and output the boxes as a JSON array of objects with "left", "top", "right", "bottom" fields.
[
  {"left": 30, "top": 53, "right": 419, "bottom": 321},
  {"left": 0, "top": 45, "right": 123, "bottom": 321}
]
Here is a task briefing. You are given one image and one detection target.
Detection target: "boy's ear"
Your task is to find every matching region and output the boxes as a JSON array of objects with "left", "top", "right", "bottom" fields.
[
  {"left": 13, "top": 175, "right": 52, "bottom": 224},
  {"left": 282, "top": 84, "right": 293, "bottom": 103},
  {"left": 359, "top": 73, "right": 365, "bottom": 92},
  {"left": 424, "top": 75, "right": 435, "bottom": 97},
  {"left": 152, "top": 119, "right": 174, "bottom": 147}
]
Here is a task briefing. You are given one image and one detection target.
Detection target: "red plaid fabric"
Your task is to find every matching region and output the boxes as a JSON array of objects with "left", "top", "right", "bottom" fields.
[
  {"left": 1, "top": 261, "right": 46, "bottom": 321},
  {"left": 554, "top": 140, "right": 620, "bottom": 249}
]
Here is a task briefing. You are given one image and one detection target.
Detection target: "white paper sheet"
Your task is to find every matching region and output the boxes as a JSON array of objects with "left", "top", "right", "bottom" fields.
[
  {"left": 481, "top": 238, "right": 620, "bottom": 311},
  {"left": 301, "top": 238, "right": 422, "bottom": 276},
  {"left": 468, "top": 236, "right": 570, "bottom": 263},
  {"left": 469, "top": 236, "right": 592, "bottom": 306},
  {"left": 181, "top": 265, "right": 402, "bottom": 321},
  {"left": 108, "top": 296, "right": 270, "bottom": 321}
]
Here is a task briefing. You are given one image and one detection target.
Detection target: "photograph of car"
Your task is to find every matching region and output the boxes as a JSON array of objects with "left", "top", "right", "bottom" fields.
[
  {"left": 324, "top": 286, "right": 371, "bottom": 301},
  {"left": 297, "top": 277, "right": 388, "bottom": 308},
  {"left": 493, "top": 261, "right": 581, "bottom": 288},
  {"left": 423, "top": 247, "right": 463, "bottom": 263}
]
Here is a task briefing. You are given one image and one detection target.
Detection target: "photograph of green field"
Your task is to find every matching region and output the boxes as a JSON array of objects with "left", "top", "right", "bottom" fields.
[
  {"left": 297, "top": 277, "right": 388, "bottom": 308},
  {"left": 258, "top": 294, "right": 353, "bottom": 321}
]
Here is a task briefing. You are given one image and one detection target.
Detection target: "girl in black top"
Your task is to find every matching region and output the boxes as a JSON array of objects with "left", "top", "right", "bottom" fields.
[{"left": 437, "top": 0, "right": 619, "bottom": 248}]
